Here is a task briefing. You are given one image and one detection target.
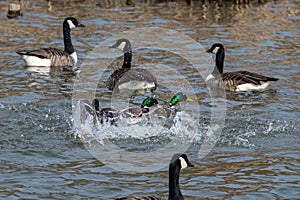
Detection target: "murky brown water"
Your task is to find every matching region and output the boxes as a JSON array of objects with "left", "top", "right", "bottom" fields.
[{"left": 0, "top": 0, "right": 299, "bottom": 199}]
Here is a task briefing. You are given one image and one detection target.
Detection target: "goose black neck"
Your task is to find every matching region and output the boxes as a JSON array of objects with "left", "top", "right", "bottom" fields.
[
  {"left": 169, "top": 161, "right": 183, "bottom": 200},
  {"left": 122, "top": 51, "right": 132, "bottom": 69},
  {"left": 212, "top": 48, "right": 225, "bottom": 76},
  {"left": 63, "top": 22, "right": 74, "bottom": 55}
]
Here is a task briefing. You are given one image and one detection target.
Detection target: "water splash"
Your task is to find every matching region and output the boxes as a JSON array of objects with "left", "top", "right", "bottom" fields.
[
  {"left": 73, "top": 100, "right": 198, "bottom": 150},
  {"left": 220, "top": 117, "right": 298, "bottom": 148}
]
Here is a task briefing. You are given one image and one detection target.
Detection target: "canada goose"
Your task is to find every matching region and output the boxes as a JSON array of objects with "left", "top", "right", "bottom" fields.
[
  {"left": 107, "top": 154, "right": 194, "bottom": 200},
  {"left": 17, "top": 17, "right": 85, "bottom": 67},
  {"left": 81, "top": 98, "right": 119, "bottom": 126},
  {"left": 107, "top": 38, "right": 157, "bottom": 91},
  {"left": 206, "top": 43, "right": 278, "bottom": 92}
]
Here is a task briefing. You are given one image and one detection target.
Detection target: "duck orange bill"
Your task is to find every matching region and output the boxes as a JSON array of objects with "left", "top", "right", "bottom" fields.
[
  {"left": 186, "top": 97, "right": 194, "bottom": 102},
  {"left": 157, "top": 104, "right": 163, "bottom": 108}
]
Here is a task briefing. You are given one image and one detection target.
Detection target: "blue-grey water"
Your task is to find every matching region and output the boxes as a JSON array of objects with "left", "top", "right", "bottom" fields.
[{"left": 1, "top": 1, "right": 299, "bottom": 199}]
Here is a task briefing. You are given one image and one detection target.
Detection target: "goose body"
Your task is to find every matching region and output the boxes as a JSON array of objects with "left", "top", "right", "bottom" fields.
[
  {"left": 108, "top": 196, "right": 162, "bottom": 200},
  {"left": 206, "top": 43, "right": 278, "bottom": 92},
  {"left": 107, "top": 154, "right": 194, "bottom": 200},
  {"left": 17, "top": 17, "right": 85, "bottom": 67},
  {"left": 107, "top": 39, "right": 157, "bottom": 91}
]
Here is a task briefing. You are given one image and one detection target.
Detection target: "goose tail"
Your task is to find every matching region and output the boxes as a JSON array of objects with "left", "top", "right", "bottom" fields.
[
  {"left": 16, "top": 51, "right": 28, "bottom": 55},
  {"left": 266, "top": 77, "right": 279, "bottom": 82}
]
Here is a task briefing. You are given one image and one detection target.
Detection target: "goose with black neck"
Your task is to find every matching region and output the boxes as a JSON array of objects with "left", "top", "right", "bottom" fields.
[
  {"left": 206, "top": 43, "right": 278, "bottom": 92},
  {"left": 107, "top": 154, "right": 194, "bottom": 200},
  {"left": 107, "top": 38, "right": 157, "bottom": 92},
  {"left": 17, "top": 17, "right": 85, "bottom": 67}
]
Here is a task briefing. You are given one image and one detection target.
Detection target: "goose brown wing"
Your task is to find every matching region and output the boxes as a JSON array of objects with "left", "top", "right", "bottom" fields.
[
  {"left": 22, "top": 47, "right": 68, "bottom": 59},
  {"left": 20, "top": 47, "right": 75, "bottom": 67},
  {"left": 222, "top": 71, "right": 277, "bottom": 85},
  {"left": 117, "top": 68, "right": 157, "bottom": 86},
  {"left": 107, "top": 68, "right": 157, "bottom": 90},
  {"left": 214, "top": 71, "right": 278, "bottom": 91},
  {"left": 107, "top": 68, "right": 129, "bottom": 90}
]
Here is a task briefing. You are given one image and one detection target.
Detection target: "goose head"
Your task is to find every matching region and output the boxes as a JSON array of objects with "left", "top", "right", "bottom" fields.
[
  {"left": 64, "top": 17, "right": 85, "bottom": 29},
  {"left": 206, "top": 43, "right": 224, "bottom": 55},
  {"left": 110, "top": 38, "right": 132, "bottom": 53},
  {"left": 168, "top": 154, "right": 194, "bottom": 200},
  {"left": 176, "top": 154, "right": 194, "bottom": 169}
]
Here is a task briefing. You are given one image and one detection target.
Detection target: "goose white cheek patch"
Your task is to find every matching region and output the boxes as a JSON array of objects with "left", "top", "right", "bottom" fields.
[
  {"left": 179, "top": 157, "right": 188, "bottom": 169},
  {"left": 212, "top": 46, "right": 220, "bottom": 54},
  {"left": 67, "top": 20, "right": 76, "bottom": 29},
  {"left": 118, "top": 42, "right": 126, "bottom": 51}
]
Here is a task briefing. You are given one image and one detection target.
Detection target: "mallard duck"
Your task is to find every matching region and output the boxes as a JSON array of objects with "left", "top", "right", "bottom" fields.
[
  {"left": 149, "top": 92, "right": 193, "bottom": 119},
  {"left": 168, "top": 92, "right": 193, "bottom": 108},
  {"left": 82, "top": 99, "right": 119, "bottom": 126},
  {"left": 107, "top": 154, "right": 194, "bottom": 200},
  {"left": 119, "top": 96, "right": 159, "bottom": 125},
  {"left": 92, "top": 99, "right": 120, "bottom": 126},
  {"left": 83, "top": 97, "right": 159, "bottom": 126},
  {"left": 17, "top": 17, "right": 85, "bottom": 67},
  {"left": 107, "top": 38, "right": 157, "bottom": 91},
  {"left": 206, "top": 43, "right": 278, "bottom": 92}
]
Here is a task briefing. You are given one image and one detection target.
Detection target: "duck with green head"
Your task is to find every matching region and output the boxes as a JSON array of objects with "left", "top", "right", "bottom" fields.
[
  {"left": 120, "top": 96, "right": 159, "bottom": 125},
  {"left": 83, "top": 99, "right": 119, "bottom": 126},
  {"left": 149, "top": 92, "right": 193, "bottom": 119},
  {"left": 83, "top": 96, "right": 159, "bottom": 126}
]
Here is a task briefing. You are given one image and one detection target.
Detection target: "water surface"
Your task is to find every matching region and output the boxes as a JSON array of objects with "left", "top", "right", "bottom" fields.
[{"left": 0, "top": 0, "right": 299, "bottom": 199}]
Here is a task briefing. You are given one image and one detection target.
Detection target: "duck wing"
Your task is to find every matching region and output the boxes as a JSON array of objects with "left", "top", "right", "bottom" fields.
[
  {"left": 99, "top": 108, "right": 119, "bottom": 125},
  {"left": 121, "top": 108, "right": 143, "bottom": 118},
  {"left": 149, "top": 107, "right": 171, "bottom": 119}
]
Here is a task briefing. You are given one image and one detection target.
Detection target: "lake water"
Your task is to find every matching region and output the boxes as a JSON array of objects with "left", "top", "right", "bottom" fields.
[{"left": 0, "top": 0, "right": 299, "bottom": 199}]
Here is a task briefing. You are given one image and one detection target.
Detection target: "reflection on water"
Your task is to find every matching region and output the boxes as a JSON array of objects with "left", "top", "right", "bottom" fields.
[{"left": 0, "top": 0, "right": 299, "bottom": 199}]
